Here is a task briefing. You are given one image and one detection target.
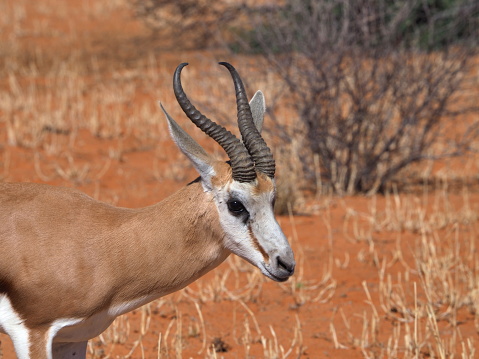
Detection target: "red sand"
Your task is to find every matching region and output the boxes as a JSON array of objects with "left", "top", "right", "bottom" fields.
[{"left": 1, "top": 1, "right": 478, "bottom": 358}]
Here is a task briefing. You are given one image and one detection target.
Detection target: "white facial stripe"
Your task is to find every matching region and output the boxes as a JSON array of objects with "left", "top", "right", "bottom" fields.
[
  {"left": 247, "top": 223, "right": 269, "bottom": 262},
  {"left": 0, "top": 295, "right": 31, "bottom": 359},
  {"left": 250, "top": 204, "right": 288, "bottom": 250},
  {"left": 215, "top": 178, "right": 294, "bottom": 282}
]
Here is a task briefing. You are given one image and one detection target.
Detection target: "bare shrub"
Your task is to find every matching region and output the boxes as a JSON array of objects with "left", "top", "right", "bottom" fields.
[
  {"left": 131, "top": 0, "right": 479, "bottom": 196},
  {"left": 237, "top": 0, "right": 479, "bottom": 195}
]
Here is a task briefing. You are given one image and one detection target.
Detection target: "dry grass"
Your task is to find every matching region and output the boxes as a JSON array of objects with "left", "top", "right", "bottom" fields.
[
  {"left": 44, "top": 182, "right": 476, "bottom": 359},
  {"left": 334, "top": 182, "right": 479, "bottom": 358},
  {"left": 1, "top": 0, "right": 479, "bottom": 358}
]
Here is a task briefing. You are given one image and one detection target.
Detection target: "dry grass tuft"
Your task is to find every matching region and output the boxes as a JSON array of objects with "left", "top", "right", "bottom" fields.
[{"left": 1, "top": 1, "right": 479, "bottom": 357}]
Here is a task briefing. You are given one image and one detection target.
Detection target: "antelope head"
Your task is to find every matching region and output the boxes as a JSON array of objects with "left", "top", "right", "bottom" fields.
[{"left": 161, "top": 62, "right": 295, "bottom": 282}]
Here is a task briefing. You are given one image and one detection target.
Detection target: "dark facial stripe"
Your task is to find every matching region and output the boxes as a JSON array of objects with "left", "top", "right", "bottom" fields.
[{"left": 248, "top": 224, "right": 269, "bottom": 263}]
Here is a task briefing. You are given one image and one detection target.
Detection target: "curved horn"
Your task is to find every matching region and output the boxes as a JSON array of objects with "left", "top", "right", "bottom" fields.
[
  {"left": 173, "top": 63, "right": 256, "bottom": 183},
  {"left": 219, "top": 62, "right": 275, "bottom": 178}
]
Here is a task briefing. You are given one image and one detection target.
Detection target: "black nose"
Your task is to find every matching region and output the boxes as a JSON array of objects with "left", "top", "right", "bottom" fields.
[{"left": 277, "top": 256, "right": 295, "bottom": 276}]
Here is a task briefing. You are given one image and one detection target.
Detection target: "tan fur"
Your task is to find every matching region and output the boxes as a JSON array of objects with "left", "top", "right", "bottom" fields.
[
  {"left": 0, "top": 180, "right": 229, "bottom": 330},
  {"left": 28, "top": 328, "right": 48, "bottom": 358},
  {"left": 211, "top": 161, "right": 234, "bottom": 188},
  {"left": 211, "top": 162, "right": 274, "bottom": 195},
  {"left": 0, "top": 75, "right": 294, "bottom": 358},
  {"left": 252, "top": 172, "right": 275, "bottom": 195}
]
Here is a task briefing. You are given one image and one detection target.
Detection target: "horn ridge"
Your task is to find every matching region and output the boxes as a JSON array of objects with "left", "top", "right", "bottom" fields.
[
  {"left": 173, "top": 63, "right": 256, "bottom": 183},
  {"left": 218, "top": 62, "right": 276, "bottom": 178}
]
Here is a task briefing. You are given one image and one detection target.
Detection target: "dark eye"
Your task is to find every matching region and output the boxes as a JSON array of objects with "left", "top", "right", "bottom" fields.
[{"left": 227, "top": 199, "right": 246, "bottom": 216}]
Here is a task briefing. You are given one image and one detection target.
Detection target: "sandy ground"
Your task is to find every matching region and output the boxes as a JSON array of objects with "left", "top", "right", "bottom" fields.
[
  {"left": 1, "top": 1, "right": 478, "bottom": 358},
  {"left": 1, "top": 128, "right": 478, "bottom": 359}
]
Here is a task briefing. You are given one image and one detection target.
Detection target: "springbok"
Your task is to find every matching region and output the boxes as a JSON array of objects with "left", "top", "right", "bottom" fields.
[{"left": 0, "top": 62, "right": 295, "bottom": 359}]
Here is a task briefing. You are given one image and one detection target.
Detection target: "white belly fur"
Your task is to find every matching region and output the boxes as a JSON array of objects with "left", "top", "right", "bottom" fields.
[
  {"left": 54, "top": 294, "right": 157, "bottom": 343},
  {"left": 1, "top": 293, "right": 159, "bottom": 356}
]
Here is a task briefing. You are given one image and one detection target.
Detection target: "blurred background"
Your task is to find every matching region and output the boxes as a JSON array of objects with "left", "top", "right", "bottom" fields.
[{"left": 1, "top": 1, "right": 479, "bottom": 358}]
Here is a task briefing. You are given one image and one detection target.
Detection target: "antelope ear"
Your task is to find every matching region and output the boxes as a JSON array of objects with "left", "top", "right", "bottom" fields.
[
  {"left": 160, "top": 103, "right": 215, "bottom": 188},
  {"left": 249, "top": 90, "right": 266, "bottom": 134}
]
